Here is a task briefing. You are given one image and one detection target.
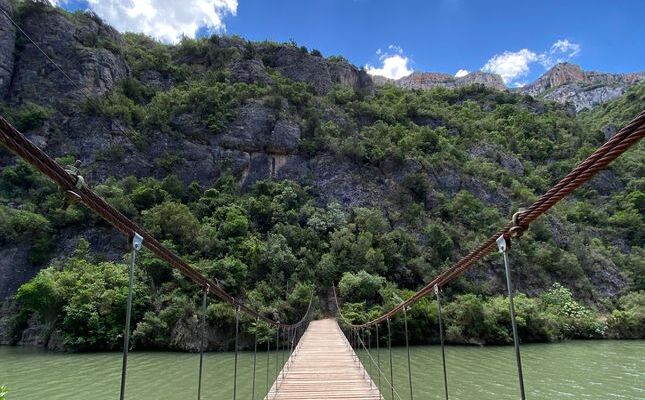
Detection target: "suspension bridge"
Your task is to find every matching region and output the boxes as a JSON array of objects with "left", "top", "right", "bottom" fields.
[
  {"left": 0, "top": 3, "right": 644, "bottom": 398},
  {"left": 1, "top": 108, "right": 643, "bottom": 399},
  {"left": 1, "top": 3, "right": 644, "bottom": 397}
]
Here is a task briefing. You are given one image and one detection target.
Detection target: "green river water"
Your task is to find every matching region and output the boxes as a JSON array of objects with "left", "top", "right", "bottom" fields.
[{"left": 1, "top": 340, "right": 643, "bottom": 399}]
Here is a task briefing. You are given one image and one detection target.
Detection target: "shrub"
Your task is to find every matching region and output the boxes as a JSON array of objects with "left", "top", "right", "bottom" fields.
[
  {"left": 607, "top": 291, "right": 645, "bottom": 339},
  {"left": 1, "top": 102, "right": 52, "bottom": 132},
  {"left": 16, "top": 241, "right": 150, "bottom": 350},
  {"left": 540, "top": 283, "right": 605, "bottom": 339}
]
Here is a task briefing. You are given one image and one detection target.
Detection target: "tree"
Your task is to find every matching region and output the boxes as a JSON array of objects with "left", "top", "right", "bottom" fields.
[
  {"left": 143, "top": 201, "right": 200, "bottom": 249},
  {"left": 338, "top": 270, "right": 385, "bottom": 304}
]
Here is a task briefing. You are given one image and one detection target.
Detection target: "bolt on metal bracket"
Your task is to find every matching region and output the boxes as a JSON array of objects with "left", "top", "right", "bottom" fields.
[
  {"left": 132, "top": 232, "right": 143, "bottom": 251},
  {"left": 496, "top": 234, "right": 507, "bottom": 253}
]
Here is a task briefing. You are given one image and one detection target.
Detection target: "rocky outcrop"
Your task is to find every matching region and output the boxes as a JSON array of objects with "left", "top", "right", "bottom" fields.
[
  {"left": 0, "top": 0, "right": 15, "bottom": 97},
  {"left": 0, "top": 245, "right": 36, "bottom": 300},
  {"left": 257, "top": 44, "right": 374, "bottom": 95},
  {"left": 8, "top": 4, "right": 128, "bottom": 107},
  {"left": 456, "top": 71, "right": 507, "bottom": 90},
  {"left": 373, "top": 71, "right": 506, "bottom": 91},
  {"left": 521, "top": 63, "right": 645, "bottom": 111}
]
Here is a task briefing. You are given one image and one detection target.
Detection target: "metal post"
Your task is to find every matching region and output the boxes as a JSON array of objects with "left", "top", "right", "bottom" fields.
[
  {"left": 233, "top": 305, "right": 240, "bottom": 400},
  {"left": 367, "top": 328, "right": 372, "bottom": 388},
  {"left": 497, "top": 235, "right": 526, "bottom": 400},
  {"left": 275, "top": 327, "right": 279, "bottom": 382},
  {"left": 119, "top": 233, "right": 142, "bottom": 400},
  {"left": 403, "top": 307, "right": 413, "bottom": 400},
  {"left": 252, "top": 317, "right": 258, "bottom": 400},
  {"left": 434, "top": 285, "right": 449, "bottom": 400},
  {"left": 376, "top": 324, "right": 381, "bottom": 390},
  {"left": 281, "top": 328, "right": 285, "bottom": 377},
  {"left": 266, "top": 339, "right": 270, "bottom": 395},
  {"left": 361, "top": 329, "right": 366, "bottom": 378},
  {"left": 197, "top": 284, "right": 210, "bottom": 400},
  {"left": 387, "top": 318, "right": 394, "bottom": 400}
]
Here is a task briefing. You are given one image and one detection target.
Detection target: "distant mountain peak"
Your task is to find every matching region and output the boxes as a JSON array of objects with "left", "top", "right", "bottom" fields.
[
  {"left": 541, "top": 62, "right": 585, "bottom": 88},
  {"left": 522, "top": 63, "right": 645, "bottom": 111},
  {"left": 371, "top": 62, "right": 644, "bottom": 111},
  {"left": 372, "top": 70, "right": 506, "bottom": 91}
]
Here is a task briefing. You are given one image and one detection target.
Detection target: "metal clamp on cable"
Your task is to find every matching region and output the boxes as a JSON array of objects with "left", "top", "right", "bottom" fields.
[{"left": 509, "top": 209, "right": 527, "bottom": 238}]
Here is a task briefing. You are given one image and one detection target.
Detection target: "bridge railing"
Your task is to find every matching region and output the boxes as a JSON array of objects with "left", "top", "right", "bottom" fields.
[{"left": 332, "top": 109, "right": 645, "bottom": 400}]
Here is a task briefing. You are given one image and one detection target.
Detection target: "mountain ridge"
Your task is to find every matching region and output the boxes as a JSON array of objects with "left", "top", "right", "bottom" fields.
[{"left": 371, "top": 62, "right": 645, "bottom": 111}]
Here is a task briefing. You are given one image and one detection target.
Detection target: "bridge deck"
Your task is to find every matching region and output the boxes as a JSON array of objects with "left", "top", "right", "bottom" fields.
[{"left": 266, "top": 318, "right": 383, "bottom": 400}]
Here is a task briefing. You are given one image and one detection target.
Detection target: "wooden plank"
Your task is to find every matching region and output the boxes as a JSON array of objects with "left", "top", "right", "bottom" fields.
[{"left": 266, "top": 318, "right": 383, "bottom": 400}]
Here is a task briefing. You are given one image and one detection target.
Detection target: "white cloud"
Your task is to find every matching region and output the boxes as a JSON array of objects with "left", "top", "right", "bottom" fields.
[
  {"left": 365, "top": 45, "right": 413, "bottom": 80},
  {"left": 551, "top": 39, "right": 580, "bottom": 56},
  {"left": 455, "top": 69, "right": 469, "bottom": 78},
  {"left": 387, "top": 44, "right": 404, "bottom": 54},
  {"left": 540, "top": 39, "right": 581, "bottom": 68},
  {"left": 482, "top": 49, "right": 538, "bottom": 84},
  {"left": 49, "top": 0, "right": 237, "bottom": 43},
  {"left": 482, "top": 39, "right": 581, "bottom": 86}
]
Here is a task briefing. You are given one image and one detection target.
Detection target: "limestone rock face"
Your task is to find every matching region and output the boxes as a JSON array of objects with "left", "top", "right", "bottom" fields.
[
  {"left": 521, "top": 63, "right": 645, "bottom": 111},
  {"left": 374, "top": 71, "right": 506, "bottom": 91},
  {"left": 257, "top": 44, "right": 374, "bottom": 95},
  {"left": 456, "top": 71, "right": 506, "bottom": 90},
  {"left": 8, "top": 5, "right": 128, "bottom": 106},
  {"left": 0, "top": 0, "right": 15, "bottom": 97},
  {"left": 229, "top": 59, "right": 272, "bottom": 85},
  {"left": 215, "top": 101, "right": 301, "bottom": 155}
]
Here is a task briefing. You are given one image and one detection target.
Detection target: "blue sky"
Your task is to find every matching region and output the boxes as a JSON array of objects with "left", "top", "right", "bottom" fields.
[{"left": 51, "top": 0, "right": 644, "bottom": 86}]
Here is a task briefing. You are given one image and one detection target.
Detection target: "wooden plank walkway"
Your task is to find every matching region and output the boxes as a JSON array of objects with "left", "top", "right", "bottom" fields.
[{"left": 265, "top": 318, "right": 383, "bottom": 400}]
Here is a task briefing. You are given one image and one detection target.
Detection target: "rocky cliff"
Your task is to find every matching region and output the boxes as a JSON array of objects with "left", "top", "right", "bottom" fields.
[
  {"left": 0, "top": 0, "right": 15, "bottom": 97},
  {"left": 520, "top": 63, "right": 645, "bottom": 111},
  {"left": 374, "top": 71, "right": 506, "bottom": 91},
  {"left": 0, "top": 2, "right": 375, "bottom": 301},
  {"left": 371, "top": 62, "right": 644, "bottom": 111}
]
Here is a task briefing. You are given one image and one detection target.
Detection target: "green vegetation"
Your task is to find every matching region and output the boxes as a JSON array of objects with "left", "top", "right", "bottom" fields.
[
  {"left": 1, "top": 17, "right": 643, "bottom": 349},
  {"left": 0, "top": 385, "right": 7, "bottom": 400},
  {"left": 338, "top": 276, "right": 611, "bottom": 345}
]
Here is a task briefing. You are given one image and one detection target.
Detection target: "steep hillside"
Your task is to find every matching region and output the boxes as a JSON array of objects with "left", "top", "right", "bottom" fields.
[{"left": 0, "top": 2, "right": 643, "bottom": 350}]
